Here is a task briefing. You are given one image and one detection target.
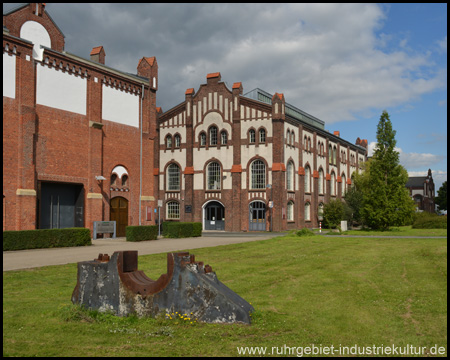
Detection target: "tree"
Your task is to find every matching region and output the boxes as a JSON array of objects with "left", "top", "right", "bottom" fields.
[
  {"left": 356, "top": 110, "right": 415, "bottom": 230},
  {"left": 323, "top": 199, "right": 352, "bottom": 229},
  {"left": 343, "top": 184, "right": 364, "bottom": 225},
  {"left": 435, "top": 181, "right": 447, "bottom": 211}
]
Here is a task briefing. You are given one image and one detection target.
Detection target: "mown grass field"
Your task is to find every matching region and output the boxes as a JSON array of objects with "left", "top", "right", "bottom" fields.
[{"left": 3, "top": 233, "right": 447, "bottom": 357}]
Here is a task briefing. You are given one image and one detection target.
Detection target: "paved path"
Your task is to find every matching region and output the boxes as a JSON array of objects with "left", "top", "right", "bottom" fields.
[{"left": 3, "top": 232, "right": 285, "bottom": 271}]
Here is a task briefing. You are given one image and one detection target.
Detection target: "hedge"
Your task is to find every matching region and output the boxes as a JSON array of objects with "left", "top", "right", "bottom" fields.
[
  {"left": 163, "top": 222, "right": 202, "bottom": 238},
  {"left": 126, "top": 225, "right": 158, "bottom": 242},
  {"left": 412, "top": 212, "right": 447, "bottom": 229},
  {"left": 3, "top": 228, "right": 91, "bottom": 251}
]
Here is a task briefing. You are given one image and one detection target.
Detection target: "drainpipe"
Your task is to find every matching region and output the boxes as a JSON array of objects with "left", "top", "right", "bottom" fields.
[{"left": 139, "top": 84, "right": 144, "bottom": 225}]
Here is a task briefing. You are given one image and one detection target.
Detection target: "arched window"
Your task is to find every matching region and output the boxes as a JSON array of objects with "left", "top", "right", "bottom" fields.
[
  {"left": 166, "top": 201, "right": 180, "bottom": 219},
  {"left": 121, "top": 175, "right": 128, "bottom": 187},
  {"left": 304, "top": 165, "right": 311, "bottom": 193},
  {"left": 200, "top": 132, "right": 206, "bottom": 147},
  {"left": 174, "top": 134, "right": 181, "bottom": 148},
  {"left": 207, "top": 162, "right": 221, "bottom": 190},
  {"left": 250, "top": 160, "right": 266, "bottom": 189},
  {"left": 249, "top": 129, "right": 256, "bottom": 144},
  {"left": 259, "top": 128, "right": 266, "bottom": 143},
  {"left": 329, "top": 145, "right": 333, "bottom": 164},
  {"left": 319, "top": 168, "right": 324, "bottom": 194},
  {"left": 341, "top": 173, "right": 346, "bottom": 195},
  {"left": 287, "top": 201, "right": 294, "bottom": 221},
  {"left": 333, "top": 146, "right": 337, "bottom": 165},
  {"left": 166, "top": 135, "right": 172, "bottom": 149},
  {"left": 209, "top": 126, "right": 218, "bottom": 146},
  {"left": 305, "top": 202, "right": 311, "bottom": 221},
  {"left": 220, "top": 131, "right": 227, "bottom": 145},
  {"left": 291, "top": 132, "right": 295, "bottom": 147},
  {"left": 167, "top": 163, "right": 180, "bottom": 191},
  {"left": 286, "top": 130, "right": 291, "bottom": 145},
  {"left": 331, "top": 172, "right": 336, "bottom": 196},
  {"left": 308, "top": 137, "right": 311, "bottom": 152},
  {"left": 111, "top": 174, "right": 117, "bottom": 186},
  {"left": 287, "top": 161, "right": 294, "bottom": 191}
]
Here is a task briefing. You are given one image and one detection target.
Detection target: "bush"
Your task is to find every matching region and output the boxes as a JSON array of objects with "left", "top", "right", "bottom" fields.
[
  {"left": 126, "top": 225, "right": 158, "bottom": 242},
  {"left": 163, "top": 222, "right": 202, "bottom": 238},
  {"left": 296, "top": 228, "right": 315, "bottom": 237},
  {"left": 323, "top": 199, "right": 346, "bottom": 229},
  {"left": 412, "top": 212, "right": 447, "bottom": 229},
  {"left": 3, "top": 228, "right": 91, "bottom": 251}
]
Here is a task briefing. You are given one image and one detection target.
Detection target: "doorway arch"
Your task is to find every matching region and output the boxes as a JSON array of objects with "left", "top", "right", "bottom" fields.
[
  {"left": 249, "top": 201, "right": 266, "bottom": 231},
  {"left": 110, "top": 197, "right": 128, "bottom": 237},
  {"left": 203, "top": 201, "right": 225, "bottom": 230}
]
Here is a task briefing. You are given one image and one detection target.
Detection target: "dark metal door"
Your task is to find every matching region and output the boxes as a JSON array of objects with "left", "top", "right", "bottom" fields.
[
  {"left": 249, "top": 201, "right": 266, "bottom": 231},
  {"left": 110, "top": 197, "right": 128, "bottom": 237},
  {"left": 205, "top": 202, "right": 225, "bottom": 230}
]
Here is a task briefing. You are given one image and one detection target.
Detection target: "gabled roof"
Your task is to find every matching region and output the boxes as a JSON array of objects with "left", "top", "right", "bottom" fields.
[{"left": 406, "top": 177, "right": 427, "bottom": 188}]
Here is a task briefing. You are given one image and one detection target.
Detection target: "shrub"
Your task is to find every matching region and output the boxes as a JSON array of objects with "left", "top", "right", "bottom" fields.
[
  {"left": 412, "top": 212, "right": 447, "bottom": 229},
  {"left": 296, "top": 228, "right": 315, "bottom": 237},
  {"left": 323, "top": 199, "right": 345, "bottom": 229},
  {"left": 3, "top": 228, "right": 91, "bottom": 251},
  {"left": 126, "top": 225, "right": 158, "bottom": 242},
  {"left": 163, "top": 222, "right": 202, "bottom": 238}
]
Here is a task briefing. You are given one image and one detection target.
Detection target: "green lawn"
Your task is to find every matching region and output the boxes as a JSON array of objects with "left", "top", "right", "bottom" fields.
[{"left": 3, "top": 234, "right": 447, "bottom": 357}]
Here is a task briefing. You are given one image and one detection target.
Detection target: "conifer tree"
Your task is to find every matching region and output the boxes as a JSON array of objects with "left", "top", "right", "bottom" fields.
[{"left": 358, "top": 110, "right": 415, "bottom": 230}]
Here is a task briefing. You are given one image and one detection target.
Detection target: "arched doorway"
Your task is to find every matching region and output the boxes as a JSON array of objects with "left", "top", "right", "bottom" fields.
[
  {"left": 249, "top": 201, "right": 266, "bottom": 231},
  {"left": 204, "top": 201, "right": 225, "bottom": 230},
  {"left": 110, "top": 197, "right": 128, "bottom": 237}
]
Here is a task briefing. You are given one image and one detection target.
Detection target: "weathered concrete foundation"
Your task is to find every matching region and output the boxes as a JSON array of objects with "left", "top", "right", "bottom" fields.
[{"left": 71, "top": 251, "right": 254, "bottom": 324}]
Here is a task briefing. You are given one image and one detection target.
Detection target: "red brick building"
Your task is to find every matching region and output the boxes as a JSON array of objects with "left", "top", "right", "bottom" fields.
[
  {"left": 156, "top": 73, "right": 368, "bottom": 232},
  {"left": 406, "top": 169, "right": 435, "bottom": 213},
  {"left": 3, "top": 3, "right": 158, "bottom": 236}
]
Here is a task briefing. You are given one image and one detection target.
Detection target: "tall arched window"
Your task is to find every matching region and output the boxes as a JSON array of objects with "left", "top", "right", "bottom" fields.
[
  {"left": 319, "top": 168, "right": 324, "bottom": 194},
  {"left": 305, "top": 202, "right": 311, "bottom": 221},
  {"left": 249, "top": 129, "right": 256, "bottom": 143},
  {"left": 341, "top": 173, "right": 346, "bottom": 195},
  {"left": 287, "top": 161, "right": 294, "bottom": 191},
  {"left": 259, "top": 128, "right": 266, "bottom": 143},
  {"left": 220, "top": 131, "right": 227, "bottom": 145},
  {"left": 333, "top": 146, "right": 337, "bottom": 165},
  {"left": 207, "top": 162, "right": 221, "bottom": 190},
  {"left": 166, "top": 135, "right": 172, "bottom": 149},
  {"left": 251, "top": 160, "right": 266, "bottom": 189},
  {"left": 200, "top": 132, "right": 206, "bottom": 147},
  {"left": 174, "top": 134, "right": 181, "bottom": 148},
  {"left": 167, "top": 163, "right": 180, "bottom": 191},
  {"left": 329, "top": 145, "right": 333, "bottom": 164},
  {"left": 331, "top": 172, "right": 336, "bottom": 196},
  {"left": 287, "top": 201, "right": 294, "bottom": 221},
  {"left": 304, "top": 165, "right": 311, "bottom": 193},
  {"left": 209, "top": 126, "right": 218, "bottom": 146}
]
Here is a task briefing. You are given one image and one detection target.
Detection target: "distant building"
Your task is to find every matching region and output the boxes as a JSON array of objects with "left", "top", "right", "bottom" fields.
[
  {"left": 156, "top": 73, "right": 368, "bottom": 231},
  {"left": 3, "top": 3, "right": 158, "bottom": 235},
  {"left": 406, "top": 169, "right": 435, "bottom": 213}
]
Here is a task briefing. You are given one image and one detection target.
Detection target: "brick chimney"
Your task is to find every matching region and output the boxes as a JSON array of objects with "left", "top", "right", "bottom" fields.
[
  {"left": 90, "top": 46, "right": 105, "bottom": 65},
  {"left": 334, "top": 131, "right": 340, "bottom": 137}
]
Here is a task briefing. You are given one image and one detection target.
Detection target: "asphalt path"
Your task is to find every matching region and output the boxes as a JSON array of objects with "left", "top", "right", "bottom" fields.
[{"left": 3, "top": 232, "right": 286, "bottom": 271}]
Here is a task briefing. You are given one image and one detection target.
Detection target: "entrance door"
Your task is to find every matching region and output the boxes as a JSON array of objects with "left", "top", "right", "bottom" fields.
[
  {"left": 249, "top": 201, "right": 266, "bottom": 231},
  {"left": 40, "top": 182, "right": 84, "bottom": 229},
  {"left": 110, "top": 197, "right": 128, "bottom": 237},
  {"left": 204, "top": 201, "right": 225, "bottom": 230}
]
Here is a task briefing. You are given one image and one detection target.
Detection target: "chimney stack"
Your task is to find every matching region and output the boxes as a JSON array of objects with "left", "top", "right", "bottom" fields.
[
  {"left": 90, "top": 46, "right": 106, "bottom": 65},
  {"left": 333, "top": 131, "right": 340, "bottom": 137}
]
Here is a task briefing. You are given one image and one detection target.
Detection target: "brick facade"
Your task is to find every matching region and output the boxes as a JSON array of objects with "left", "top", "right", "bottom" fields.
[
  {"left": 156, "top": 73, "right": 368, "bottom": 232},
  {"left": 3, "top": 4, "right": 157, "bottom": 235}
]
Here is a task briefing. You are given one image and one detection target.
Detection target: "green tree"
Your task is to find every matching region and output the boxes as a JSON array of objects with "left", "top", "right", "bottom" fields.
[
  {"left": 435, "top": 181, "right": 447, "bottom": 211},
  {"left": 323, "top": 199, "right": 352, "bottom": 229},
  {"left": 356, "top": 110, "right": 415, "bottom": 230},
  {"left": 343, "top": 184, "right": 364, "bottom": 225}
]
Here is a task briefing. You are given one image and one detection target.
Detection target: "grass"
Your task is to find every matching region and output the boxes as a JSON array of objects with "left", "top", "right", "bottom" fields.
[
  {"left": 3, "top": 234, "right": 447, "bottom": 357},
  {"left": 328, "top": 225, "right": 447, "bottom": 237}
]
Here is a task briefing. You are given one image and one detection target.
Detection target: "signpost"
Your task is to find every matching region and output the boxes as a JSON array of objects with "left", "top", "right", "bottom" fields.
[{"left": 93, "top": 221, "right": 116, "bottom": 240}]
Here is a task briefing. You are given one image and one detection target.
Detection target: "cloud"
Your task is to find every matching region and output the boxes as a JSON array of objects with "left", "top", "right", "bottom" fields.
[
  {"left": 4, "top": 3, "right": 445, "bottom": 123},
  {"left": 367, "top": 141, "right": 445, "bottom": 170}
]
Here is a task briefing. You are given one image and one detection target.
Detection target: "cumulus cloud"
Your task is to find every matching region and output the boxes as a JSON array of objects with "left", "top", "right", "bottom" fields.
[{"left": 3, "top": 3, "right": 445, "bottom": 122}]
